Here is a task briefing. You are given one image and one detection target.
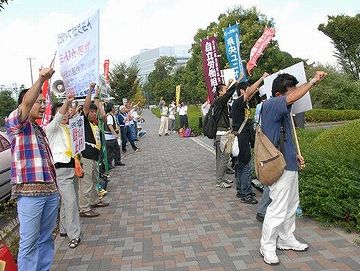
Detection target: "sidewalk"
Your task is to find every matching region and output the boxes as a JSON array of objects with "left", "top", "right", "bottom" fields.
[{"left": 52, "top": 110, "right": 360, "bottom": 271}]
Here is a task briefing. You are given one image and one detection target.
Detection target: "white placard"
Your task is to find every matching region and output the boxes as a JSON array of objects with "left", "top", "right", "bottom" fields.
[
  {"left": 221, "top": 68, "right": 236, "bottom": 85},
  {"left": 262, "top": 62, "right": 312, "bottom": 114},
  {"left": 58, "top": 10, "right": 99, "bottom": 97},
  {"left": 69, "top": 115, "right": 85, "bottom": 155}
]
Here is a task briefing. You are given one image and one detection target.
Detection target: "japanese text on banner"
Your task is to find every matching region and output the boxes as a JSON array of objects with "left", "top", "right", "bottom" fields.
[
  {"left": 201, "top": 37, "right": 222, "bottom": 104},
  {"left": 58, "top": 10, "right": 99, "bottom": 97},
  {"left": 69, "top": 115, "right": 85, "bottom": 155},
  {"left": 223, "top": 24, "right": 247, "bottom": 82}
]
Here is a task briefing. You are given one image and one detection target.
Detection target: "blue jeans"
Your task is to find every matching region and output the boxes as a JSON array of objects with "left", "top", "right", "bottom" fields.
[
  {"left": 17, "top": 193, "right": 59, "bottom": 271},
  {"left": 236, "top": 159, "right": 253, "bottom": 198}
]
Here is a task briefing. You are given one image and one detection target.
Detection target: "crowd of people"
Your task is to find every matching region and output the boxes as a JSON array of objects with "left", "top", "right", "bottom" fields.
[
  {"left": 158, "top": 97, "right": 188, "bottom": 136},
  {"left": 211, "top": 70, "right": 326, "bottom": 265},
  {"left": 4, "top": 67, "right": 146, "bottom": 270}
]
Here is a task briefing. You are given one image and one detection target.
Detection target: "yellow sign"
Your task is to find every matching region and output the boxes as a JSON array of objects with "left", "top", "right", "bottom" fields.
[{"left": 175, "top": 85, "right": 181, "bottom": 106}]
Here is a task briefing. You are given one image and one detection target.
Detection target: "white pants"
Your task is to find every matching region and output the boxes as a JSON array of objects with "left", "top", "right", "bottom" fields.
[
  {"left": 159, "top": 116, "right": 169, "bottom": 135},
  {"left": 260, "top": 170, "right": 299, "bottom": 252}
]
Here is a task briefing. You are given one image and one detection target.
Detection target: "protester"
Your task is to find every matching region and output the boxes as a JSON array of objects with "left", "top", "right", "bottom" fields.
[
  {"left": 201, "top": 99, "right": 211, "bottom": 117},
  {"left": 46, "top": 94, "right": 81, "bottom": 249},
  {"left": 259, "top": 71, "right": 326, "bottom": 265},
  {"left": 232, "top": 72, "right": 269, "bottom": 204},
  {"left": 255, "top": 94, "right": 267, "bottom": 124},
  {"left": 104, "top": 102, "right": 123, "bottom": 167},
  {"left": 168, "top": 101, "right": 176, "bottom": 133},
  {"left": 5, "top": 67, "right": 59, "bottom": 271},
  {"left": 177, "top": 101, "right": 188, "bottom": 129},
  {"left": 118, "top": 105, "right": 139, "bottom": 152},
  {"left": 159, "top": 101, "right": 169, "bottom": 136},
  {"left": 78, "top": 83, "right": 109, "bottom": 218},
  {"left": 213, "top": 81, "right": 237, "bottom": 188},
  {"left": 159, "top": 96, "right": 165, "bottom": 110}
]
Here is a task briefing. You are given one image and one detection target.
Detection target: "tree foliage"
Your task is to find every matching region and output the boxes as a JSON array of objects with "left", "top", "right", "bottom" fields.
[
  {"left": 144, "top": 6, "right": 303, "bottom": 105},
  {"left": 318, "top": 14, "right": 360, "bottom": 80},
  {"left": 0, "top": 90, "right": 17, "bottom": 126},
  {"left": 109, "top": 62, "right": 140, "bottom": 104}
]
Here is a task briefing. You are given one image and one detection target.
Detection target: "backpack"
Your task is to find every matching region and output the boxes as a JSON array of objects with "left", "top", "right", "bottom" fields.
[
  {"left": 254, "top": 125, "right": 286, "bottom": 186},
  {"left": 184, "top": 128, "right": 192, "bottom": 137},
  {"left": 202, "top": 104, "right": 218, "bottom": 139},
  {"left": 178, "top": 128, "right": 185, "bottom": 137}
]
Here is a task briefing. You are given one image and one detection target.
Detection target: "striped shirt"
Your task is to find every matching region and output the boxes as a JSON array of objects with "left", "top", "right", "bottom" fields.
[{"left": 5, "top": 109, "right": 57, "bottom": 197}]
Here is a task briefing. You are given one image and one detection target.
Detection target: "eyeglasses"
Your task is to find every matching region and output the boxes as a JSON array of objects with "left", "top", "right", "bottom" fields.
[{"left": 36, "top": 100, "right": 47, "bottom": 106}]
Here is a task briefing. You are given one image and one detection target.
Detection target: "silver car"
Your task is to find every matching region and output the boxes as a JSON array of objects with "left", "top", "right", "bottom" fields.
[{"left": 0, "top": 131, "right": 11, "bottom": 201}]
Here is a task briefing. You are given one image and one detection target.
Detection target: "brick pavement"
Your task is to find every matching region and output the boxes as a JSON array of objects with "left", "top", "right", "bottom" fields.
[{"left": 52, "top": 110, "right": 360, "bottom": 271}]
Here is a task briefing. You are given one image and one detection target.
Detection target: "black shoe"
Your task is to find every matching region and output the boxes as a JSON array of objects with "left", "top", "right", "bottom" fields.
[
  {"left": 226, "top": 168, "right": 235, "bottom": 174},
  {"left": 256, "top": 213, "right": 265, "bottom": 222},
  {"left": 60, "top": 233, "right": 68, "bottom": 237},
  {"left": 240, "top": 196, "right": 258, "bottom": 204},
  {"left": 165, "top": 133, "right": 169, "bottom": 136},
  {"left": 115, "top": 162, "right": 125, "bottom": 166},
  {"left": 236, "top": 192, "right": 256, "bottom": 198}
]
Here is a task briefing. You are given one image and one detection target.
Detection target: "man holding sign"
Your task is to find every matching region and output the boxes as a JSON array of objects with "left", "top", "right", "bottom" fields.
[{"left": 259, "top": 70, "right": 326, "bottom": 265}]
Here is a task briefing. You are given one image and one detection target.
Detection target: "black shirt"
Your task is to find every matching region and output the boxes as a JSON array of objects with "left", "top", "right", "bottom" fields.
[
  {"left": 231, "top": 96, "right": 252, "bottom": 163},
  {"left": 81, "top": 114, "right": 100, "bottom": 161},
  {"left": 213, "top": 83, "right": 237, "bottom": 130}
]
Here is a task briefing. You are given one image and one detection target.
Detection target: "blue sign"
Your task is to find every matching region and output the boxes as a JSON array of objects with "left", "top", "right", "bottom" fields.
[{"left": 223, "top": 24, "right": 247, "bottom": 82}]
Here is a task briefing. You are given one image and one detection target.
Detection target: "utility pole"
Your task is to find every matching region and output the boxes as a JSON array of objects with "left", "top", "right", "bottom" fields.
[{"left": 27, "top": 57, "right": 34, "bottom": 85}]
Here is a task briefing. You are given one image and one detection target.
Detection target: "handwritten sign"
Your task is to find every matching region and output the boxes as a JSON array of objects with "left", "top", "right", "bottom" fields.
[
  {"left": 262, "top": 62, "right": 312, "bottom": 114},
  {"left": 69, "top": 115, "right": 85, "bottom": 155},
  {"left": 58, "top": 10, "right": 99, "bottom": 96}
]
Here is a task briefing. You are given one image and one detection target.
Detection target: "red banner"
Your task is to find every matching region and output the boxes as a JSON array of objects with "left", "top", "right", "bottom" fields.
[
  {"left": 104, "top": 59, "right": 110, "bottom": 84},
  {"left": 42, "top": 80, "right": 52, "bottom": 126},
  {"left": 201, "top": 37, "right": 222, "bottom": 104},
  {"left": 246, "top": 28, "right": 275, "bottom": 75}
]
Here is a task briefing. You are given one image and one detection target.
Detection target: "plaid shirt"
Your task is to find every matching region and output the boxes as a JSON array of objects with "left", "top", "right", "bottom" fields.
[{"left": 5, "top": 109, "right": 57, "bottom": 196}]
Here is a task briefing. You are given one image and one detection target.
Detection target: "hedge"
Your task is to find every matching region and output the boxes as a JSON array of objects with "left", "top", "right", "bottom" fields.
[
  {"left": 305, "top": 109, "right": 360, "bottom": 122},
  {"left": 298, "top": 119, "right": 360, "bottom": 232}
]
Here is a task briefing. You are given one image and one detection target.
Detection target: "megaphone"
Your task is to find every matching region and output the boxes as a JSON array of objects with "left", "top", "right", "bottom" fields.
[{"left": 51, "top": 80, "right": 66, "bottom": 96}]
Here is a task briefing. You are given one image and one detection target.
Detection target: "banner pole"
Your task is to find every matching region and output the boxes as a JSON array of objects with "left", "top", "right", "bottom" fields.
[{"left": 291, "top": 116, "right": 301, "bottom": 156}]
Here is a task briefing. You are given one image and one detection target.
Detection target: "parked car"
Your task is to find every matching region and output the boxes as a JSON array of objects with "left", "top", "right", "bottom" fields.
[{"left": 0, "top": 131, "right": 11, "bottom": 202}]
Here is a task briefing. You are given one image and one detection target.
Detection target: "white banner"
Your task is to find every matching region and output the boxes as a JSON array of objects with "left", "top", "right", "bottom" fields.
[
  {"left": 262, "top": 62, "right": 312, "bottom": 114},
  {"left": 69, "top": 115, "right": 85, "bottom": 155},
  {"left": 57, "top": 10, "right": 99, "bottom": 97}
]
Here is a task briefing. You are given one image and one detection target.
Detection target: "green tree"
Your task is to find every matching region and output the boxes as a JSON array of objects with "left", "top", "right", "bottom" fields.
[
  {"left": 0, "top": 90, "right": 17, "bottom": 126},
  {"left": 318, "top": 14, "right": 360, "bottom": 80},
  {"left": 109, "top": 61, "right": 140, "bottom": 104},
  {"left": 143, "top": 56, "right": 177, "bottom": 103}
]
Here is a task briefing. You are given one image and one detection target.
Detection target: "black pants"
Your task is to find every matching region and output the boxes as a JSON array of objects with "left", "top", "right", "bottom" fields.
[
  {"left": 106, "top": 139, "right": 121, "bottom": 165},
  {"left": 179, "top": 115, "right": 188, "bottom": 129}
]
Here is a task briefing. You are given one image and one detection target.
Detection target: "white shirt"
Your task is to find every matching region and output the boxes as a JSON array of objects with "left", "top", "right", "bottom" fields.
[
  {"left": 168, "top": 104, "right": 176, "bottom": 119},
  {"left": 45, "top": 112, "right": 72, "bottom": 164},
  {"left": 105, "top": 114, "right": 117, "bottom": 140},
  {"left": 177, "top": 105, "right": 187, "bottom": 116},
  {"left": 201, "top": 103, "right": 210, "bottom": 117}
]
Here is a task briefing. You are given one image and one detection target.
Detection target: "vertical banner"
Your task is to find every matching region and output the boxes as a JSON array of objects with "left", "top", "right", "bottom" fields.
[
  {"left": 69, "top": 115, "right": 85, "bottom": 155},
  {"left": 57, "top": 10, "right": 100, "bottom": 97},
  {"left": 104, "top": 59, "right": 110, "bottom": 84},
  {"left": 175, "top": 85, "right": 181, "bottom": 106},
  {"left": 42, "top": 80, "right": 52, "bottom": 126},
  {"left": 223, "top": 24, "right": 247, "bottom": 82},
  {"left": 201, "top": 37, "right": 222, "bottom": 104},
  {"left": 247, "top": 27, "right": 275, "bottom": 75}
]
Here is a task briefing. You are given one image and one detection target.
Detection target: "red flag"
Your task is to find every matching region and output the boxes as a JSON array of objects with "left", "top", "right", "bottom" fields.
[
  {"left": 246, "top": 28, "right": 275, "bottom": 75},
  {"left": 104, "top": 59, "right": 110, "bottom": 84}
]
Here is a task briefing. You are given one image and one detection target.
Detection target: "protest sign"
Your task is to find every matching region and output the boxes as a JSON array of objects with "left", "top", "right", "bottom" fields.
[
  {"left": 176, "top": 85, "right": 181, "bottom": 106},
  {"left": 223, "top": 24, "right": 247, "bottom": 82},
  {"left": 58, "top": 10, "right": 99, "bottom": 97},
  {"left": 69, "top": 115, "right": 85, "bottom": 155},
  {"left": 201, "top": 37, "right": 222, "bottom": 104},
  {"left": 262, "top": 62, "right": 312, "bottom": 114},
  {"left": 221, "top": 68, "right": 236, "bottom": 84}
]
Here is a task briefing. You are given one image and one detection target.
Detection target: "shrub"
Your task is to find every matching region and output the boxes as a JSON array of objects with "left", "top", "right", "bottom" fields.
[
  {"left": 305, "top": 109, "right": 360, "bottom": 122},
  {"left": 298, "top": 119, "right": 360, "bottom": 232}
]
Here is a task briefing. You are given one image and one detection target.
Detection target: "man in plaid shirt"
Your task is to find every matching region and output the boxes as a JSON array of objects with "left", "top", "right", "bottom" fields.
[{"left": 5, "top": 67, "right": 58, "bottom": 271}]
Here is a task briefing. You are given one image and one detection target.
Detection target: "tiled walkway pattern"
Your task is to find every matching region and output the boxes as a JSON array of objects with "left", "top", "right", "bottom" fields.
[{"left": 52, "top": 110, "right": 360, "bottom": 271}]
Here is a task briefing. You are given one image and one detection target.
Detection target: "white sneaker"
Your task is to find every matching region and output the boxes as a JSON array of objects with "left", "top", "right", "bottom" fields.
[
  {"left": 277, "top": 238, "right": 309, "bottom": 251},
  {"left": 216, "top": 181, "right": 231, "bottom": 188},
  {"left": 260, "top": 247, "right": 279, "bottom": 265}
]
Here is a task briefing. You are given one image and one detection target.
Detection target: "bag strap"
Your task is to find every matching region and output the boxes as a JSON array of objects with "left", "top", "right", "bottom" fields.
[{"left": 236, "top": 117, "right": 248, "bottom": 134}]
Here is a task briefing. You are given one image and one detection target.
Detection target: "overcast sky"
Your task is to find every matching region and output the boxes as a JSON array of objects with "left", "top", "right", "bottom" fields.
[{"left": 0, "top": 0, "right": 358, "bottom": 88}]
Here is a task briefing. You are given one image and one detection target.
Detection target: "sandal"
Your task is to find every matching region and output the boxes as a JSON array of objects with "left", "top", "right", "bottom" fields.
[{"left": 68, "top": 238, "right": 81, "bottom": 249}]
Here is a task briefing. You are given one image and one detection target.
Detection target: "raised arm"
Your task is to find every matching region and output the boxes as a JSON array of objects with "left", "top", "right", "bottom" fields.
[
  {"left": 243, "top": 72, "right": 269, "bottom": 101},
  {"left": 83, "top": 82, "right": 96, "bottom": 116},
  {"left": 59, "top": 94, "right": 75, "bottom": 115},
  {"left": 19, "top": 67, "right": 55, "bottom": 122},
  {"left": 286, "top": 71, "right": 326, "bottom": 105}
]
